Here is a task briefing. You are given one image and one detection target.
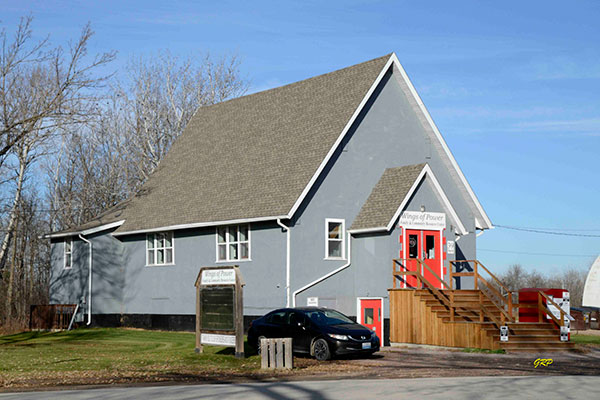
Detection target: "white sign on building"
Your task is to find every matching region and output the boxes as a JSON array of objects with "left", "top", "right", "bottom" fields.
[
  {"left": 398, "top": 211, "right": 446, "bottom": 230},
  {"left": 201, "top": 269, "right": 236, "bottom": 285},
  {"left": 307, "top": 297, "right": 319, "bottom": 306}
]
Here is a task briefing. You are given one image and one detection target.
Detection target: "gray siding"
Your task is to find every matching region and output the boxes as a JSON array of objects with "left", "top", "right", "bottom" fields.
[
  {"left": 290, "top": 70, "right": 478, "bottom": 316},
  {"left": 49, "top": 68, "right": 480, "bottom": 321}
]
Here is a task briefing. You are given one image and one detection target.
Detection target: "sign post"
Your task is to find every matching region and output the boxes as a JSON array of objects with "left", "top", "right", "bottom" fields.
[{"left": 195, "top": 266, "right": 245, "bottom": 358}]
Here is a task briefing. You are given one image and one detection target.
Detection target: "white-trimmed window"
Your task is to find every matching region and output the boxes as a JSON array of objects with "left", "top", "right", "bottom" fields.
[
  {"left": 64, "top": 237, "right": 73, "bottom": 269},
  {"left": 146, "top": 232, "right": 174, "bottom": 266},
  {"left": 216, "top": 225, "right": 250, "bottom": 262},
  {"left": 325, "top": 218, "right": 345, "bottom": 259}
]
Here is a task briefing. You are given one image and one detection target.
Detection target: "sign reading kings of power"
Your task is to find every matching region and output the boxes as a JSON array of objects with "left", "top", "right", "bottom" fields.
[
  {"left": 398, "top": 211, "right": 446, "bottom": 230},
  {"left": 195, "top": 266, "right": 245, "bottom": 358}
]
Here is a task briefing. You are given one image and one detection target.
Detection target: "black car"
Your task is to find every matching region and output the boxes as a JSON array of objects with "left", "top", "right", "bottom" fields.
[{"left": 247, "top": 307, "right": 380, "bottom": 361}]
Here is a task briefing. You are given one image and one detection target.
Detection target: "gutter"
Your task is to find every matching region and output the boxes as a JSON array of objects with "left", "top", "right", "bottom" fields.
[
  {"left": 292, "top": 230, "right": 352, "bottom": 307},
  {"left": 78, "top": 234, "right": 93, "bottom": 325},
  {"left": 276, "top": 219, "right": 291, "bottom": 307}
]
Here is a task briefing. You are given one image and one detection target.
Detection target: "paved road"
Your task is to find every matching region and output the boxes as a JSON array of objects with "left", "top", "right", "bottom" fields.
[{"left": 2, "top": 375, "right": 599, "bottom": 399}]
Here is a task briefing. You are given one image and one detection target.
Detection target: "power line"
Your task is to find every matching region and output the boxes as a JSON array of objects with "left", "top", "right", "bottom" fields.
[
  {"left": 494, "top": 224, "right": 600, "bottom": 238},
  {"left": 479, "top": 248, "right": 598, "bottom": 258}
]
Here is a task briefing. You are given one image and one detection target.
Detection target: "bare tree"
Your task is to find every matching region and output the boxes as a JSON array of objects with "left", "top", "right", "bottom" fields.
[
  {"left": 0, "top": 16, "right": 115, "bottom": 328},
  {"left": 48, "top": 51, "right": 248, "bottom": 230}
]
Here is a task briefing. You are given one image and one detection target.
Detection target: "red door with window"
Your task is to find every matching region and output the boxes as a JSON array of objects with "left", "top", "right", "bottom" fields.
[
  {"left": 360, "top": 298, "right": 382, "bottom": 337},
  {"left": 404, "top": 229, "right": 443, "bottom": 289}
]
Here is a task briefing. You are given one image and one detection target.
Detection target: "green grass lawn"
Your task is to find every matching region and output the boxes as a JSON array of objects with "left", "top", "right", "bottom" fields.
[
  {"left": 0, "top": 328, "right": 262, "bottom": 388},
  {"left": 571, "top": 333, "right": 600, "bottom": 346}
]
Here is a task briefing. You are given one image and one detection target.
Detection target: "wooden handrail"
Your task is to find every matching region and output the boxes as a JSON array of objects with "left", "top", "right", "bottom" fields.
[
  {"left": 479, "top": 286, "right": 512, "bottom": 324},
  {"left": 450, "top": 260, "right": 515, "bottom": 320},
  {"left": 393, "top": 258, "right": 451, "bottom": 308},
  {"left": 538, "top": 291, "right": 573, "bottom": 327},
  {"left": 416, "top": 258, "right": 447, "bottom": 290},
  {"left": 475, "top": 261, "right": 512, "bottom": 296}
]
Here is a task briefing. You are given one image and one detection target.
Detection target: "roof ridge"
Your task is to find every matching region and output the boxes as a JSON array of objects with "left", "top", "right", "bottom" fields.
[{"left": 196, "top": 53, "right": 393, "bottom": 113}]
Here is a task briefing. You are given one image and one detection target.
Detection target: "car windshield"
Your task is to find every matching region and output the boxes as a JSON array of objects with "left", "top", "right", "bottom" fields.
[{"left": 305, "top": 310, "right": 354, "bottom": 326}]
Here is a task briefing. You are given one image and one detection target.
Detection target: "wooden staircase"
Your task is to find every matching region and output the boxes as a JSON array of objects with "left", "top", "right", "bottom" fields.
[
  {"left": 389, "top": 259, "right": 576, "bottom": 352},
  {"left": 415, "top": 289, "right": 576, "bottom": 352}
]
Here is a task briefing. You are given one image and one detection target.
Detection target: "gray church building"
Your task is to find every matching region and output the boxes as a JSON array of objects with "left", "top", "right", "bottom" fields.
[{"left": 46, "top": 53, "right": 492, "bottom": 343}]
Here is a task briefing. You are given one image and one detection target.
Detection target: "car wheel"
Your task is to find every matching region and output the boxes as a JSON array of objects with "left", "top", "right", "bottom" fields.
[
  {"left": 313, "top": 338, "right": 331, "bottom": 361},
  {"left": 257, "top": 336, "right": 266, "bottom": 354}
]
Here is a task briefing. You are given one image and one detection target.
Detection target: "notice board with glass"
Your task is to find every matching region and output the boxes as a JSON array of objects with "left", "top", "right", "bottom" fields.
[{"left": 194, "top": 266, "right": 244, "bottom": 358}]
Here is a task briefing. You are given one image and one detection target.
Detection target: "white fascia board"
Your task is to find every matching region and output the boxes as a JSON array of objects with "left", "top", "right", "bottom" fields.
[
  {"left": 112, "top": 215, "right": 287, "bottom": 237},
  {"left": 347, "top": 227, "right": 388, "bottom": 235},
  {"left": 389, "top": 53, "right": 493, "bottom": 229},
  {"left": 286, "top": 55, "right": 396, "bottom": 219},
  {"left": 81, "top": 220, "right": 125, "bottom": 236},
  {"left": 384, "top": 164, "right": 468, "bottom": 235},
  {"left": 42, "top": 220, "right": 126, "bottom": 239}
]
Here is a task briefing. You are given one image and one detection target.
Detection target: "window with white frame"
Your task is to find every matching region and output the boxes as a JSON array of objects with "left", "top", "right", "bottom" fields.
[
  {"left": 146, "top": 232, "right": 174, "bottom": 266},
  {"left": 64, "top": 237, "right": 73, "bottom": 269},
  {"left": 217, "top": 225, "right": 250, "bottom": 262},
  {"left": 325, "top": 219, "right": 345, "bottom": 259}
]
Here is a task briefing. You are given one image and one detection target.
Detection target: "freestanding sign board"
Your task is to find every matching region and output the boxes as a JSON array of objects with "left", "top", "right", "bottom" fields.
[{"left": 195, "top": 266, "right": 244, "bottom": 358}]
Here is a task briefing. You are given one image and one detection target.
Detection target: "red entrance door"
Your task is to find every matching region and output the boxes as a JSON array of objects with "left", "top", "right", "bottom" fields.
[
  {"left": 359, "top": 298, "right": 382, "bottom": 337},
  {"left": 404, "top": 229, "right": 443, "bottom": 289}
]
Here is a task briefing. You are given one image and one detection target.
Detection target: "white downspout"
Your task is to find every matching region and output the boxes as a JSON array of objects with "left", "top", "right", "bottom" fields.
[
  {"left": 78, "top": 234, "right": 92, "bottom": 325},
  {"left": 292, "top": 231, "right": 352, "bottom": 307},
  {"left": 276, "top": 219, "right": 291, "bottom": 307}
]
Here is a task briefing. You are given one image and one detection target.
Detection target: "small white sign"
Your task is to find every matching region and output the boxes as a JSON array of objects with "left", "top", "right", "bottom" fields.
[
  {"left": 447, "top": 240, "right": 455, "bottom": 255},
  {"left": 201, "top": 269, "right": 236, "bottom": 285},
  {"left": 399, "top": 211, "right": 446, "bottom": 230},
  {"left": 307, "top": 297, "right": 319, "bottom": 306},
  {"left": 201, "top": 333, "right": 236, "bottom": 346}
]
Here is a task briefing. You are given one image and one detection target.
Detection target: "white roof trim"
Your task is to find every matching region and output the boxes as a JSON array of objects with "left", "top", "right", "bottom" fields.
[
  {"left": 286, "top": 55, "right": 397, "bottom": 219},
  {"left": 287, "top": 53, "right": 491, "bottom": 230},
  {"left": 349, "top": 165, "right": 468, "bottom": 235},
  {"left": 389, "top": 53, "right": 492, "bottom": 229},
  {"left": 347, "top": 226, "right": 388, "bottom": 234},
  {"left": 43, "top": 220, "right": 125, "bottom": 239},
  {"left": 112, "top": 215, "right": 287, "bottom": 237}
]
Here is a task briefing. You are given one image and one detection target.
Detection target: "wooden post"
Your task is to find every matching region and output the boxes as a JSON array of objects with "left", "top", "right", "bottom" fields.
[
  {"left": 538, "top": 292, "right": 543, "bottom": 322},
  {"left": 195, "top": 281, "right": 202, "bottom": 353},
  {"left": 284, "top": 338, "right": 293, "bottom": 369},
  {"left": 393, "top": 261, "right": 396, "bottom": 289},
  {"left": 479, "top": 291, "right": 484, "bottom": 322},
  {"left": 508, "top": 291, "right": 513, "bottom": 320},
  {"left": 235, "top": 283, "right": 244, "bottom": 358},
  {"left": 450, "top": 291, "right": 455, "bottom": 322},
  {"left": 260, "top": 338, "right": 269, "bottom": 368},
  {"left": 473, "top": 262, "right": 478, "bottom": 290}
]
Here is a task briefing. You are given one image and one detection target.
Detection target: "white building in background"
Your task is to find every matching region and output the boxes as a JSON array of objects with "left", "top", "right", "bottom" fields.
[{"left": 583, "top": 255, "right": 600, "bottom": 308}]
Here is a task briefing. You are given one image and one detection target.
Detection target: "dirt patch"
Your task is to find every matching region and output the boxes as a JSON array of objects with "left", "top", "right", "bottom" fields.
[{"left": 2, "top": 346, "right": 600, "bottom": 392}]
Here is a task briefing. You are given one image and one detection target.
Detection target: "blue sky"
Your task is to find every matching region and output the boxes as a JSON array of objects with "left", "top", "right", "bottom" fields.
[{"left": 2, "top": 0, "right": 599, "bottom": 274}]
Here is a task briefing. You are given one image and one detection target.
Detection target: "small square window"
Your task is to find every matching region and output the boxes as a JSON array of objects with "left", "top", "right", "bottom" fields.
[
  {"left": 146, "top": 232, "right": 174, "bottom": 266},
  {"left": 216, "top": 225, "right": 251, "bottom": 262}
]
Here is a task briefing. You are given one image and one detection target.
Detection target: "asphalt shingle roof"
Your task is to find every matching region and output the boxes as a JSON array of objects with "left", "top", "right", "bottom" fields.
[
  {"left": 350, "top": 164, "right": 426, "bottom": 232},
  {"left": 112, "top": 54, "right": 392, "bottom": 234}
]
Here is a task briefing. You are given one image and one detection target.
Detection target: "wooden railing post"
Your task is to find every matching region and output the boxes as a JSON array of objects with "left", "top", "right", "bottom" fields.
[
  {"left": 473, "top": 261, "right": 479, "bottom": 290},
  {"left": 479, "top": 291, "right": 484, "bottom": 322},
  {"left": 508, "top": 292, "right": 513, "bottom": 320},
  {"left": 538, "top": 292, "right": 543, "bottom": 322},
  {"left": 393, "top": 260, "right": 397, "bottom": 289},
  {"left": 450, "top": 291, "right": 455, "bottom": 322}
]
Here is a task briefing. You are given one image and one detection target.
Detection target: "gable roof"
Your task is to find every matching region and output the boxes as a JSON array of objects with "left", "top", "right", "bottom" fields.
[
  {"left": 113, "top": 54, "right": 392, "bottom": 235},
  {"left": 349, "top": 164, "right": 468, "bottom": 235},
  {"left": 46, "top": 52, "right": 492, "bottom": 238}
]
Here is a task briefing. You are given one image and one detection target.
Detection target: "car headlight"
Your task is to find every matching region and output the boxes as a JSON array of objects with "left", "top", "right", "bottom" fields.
[{"left": 328, "top": 333, "right": 348, "bottom": 341}]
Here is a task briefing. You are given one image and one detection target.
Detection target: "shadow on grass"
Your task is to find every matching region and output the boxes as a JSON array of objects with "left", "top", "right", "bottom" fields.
[{"left": 0, "top": 329, "right": 116, "bottom": 346}]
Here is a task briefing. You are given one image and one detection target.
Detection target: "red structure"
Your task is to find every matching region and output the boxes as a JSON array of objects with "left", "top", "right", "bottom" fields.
[{"left": 519, "top": 288, "right": 570, "bottom": 326}]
